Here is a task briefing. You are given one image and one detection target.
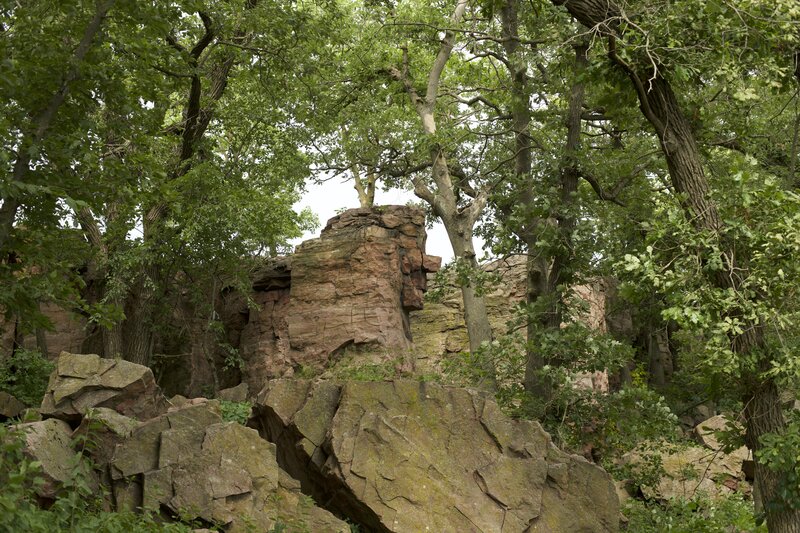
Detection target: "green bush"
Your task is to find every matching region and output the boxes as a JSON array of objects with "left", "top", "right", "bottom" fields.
[
  {"left": 623, "top": 494, "right": 765, "bottom": 532},
  {"left": 220, "top": 400, "right": 252, "bottom": 424},
  {"left": 0, "top": 348, "right": 54, "bottom": 406}
]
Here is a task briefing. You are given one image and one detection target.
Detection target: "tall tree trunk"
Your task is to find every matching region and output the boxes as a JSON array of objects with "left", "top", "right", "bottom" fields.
[
  {"left": 551, "top": 1, "right": 800, "bottom": 529},
  {"left": 0, "top": 0, "right": 116, "bottom": 252},
  {"left": 386, "top": 0, "right": 495, "bottom": 363},
  {"left": 443, "top": 218, "right": 493, "bottom": 354}
]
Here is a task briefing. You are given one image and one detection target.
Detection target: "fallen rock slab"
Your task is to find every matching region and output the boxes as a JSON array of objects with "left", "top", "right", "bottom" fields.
[
  {"left": 250, "top": 379, "right": 619, "bottom": 533},
  {"left": 40, "top": 352, "right": 167, "bottom": 422},
  {"left": 694, "top": 414, "right": 749, "bottom": 461}
]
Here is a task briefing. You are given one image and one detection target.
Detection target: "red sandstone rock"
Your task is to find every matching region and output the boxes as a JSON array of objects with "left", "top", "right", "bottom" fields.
[{"left": 239, "top": 206, "right": 440, "bottom": 390}]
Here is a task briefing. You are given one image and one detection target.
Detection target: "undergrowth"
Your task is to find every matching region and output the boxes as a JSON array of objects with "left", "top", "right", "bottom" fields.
[{"left": 0, "top": 424, "right": 195, "bottom": 532}]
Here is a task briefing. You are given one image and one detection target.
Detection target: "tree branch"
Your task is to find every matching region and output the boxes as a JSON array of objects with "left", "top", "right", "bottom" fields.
[{"left": 578, "top": 170, "right": 627, "bottom": 207}]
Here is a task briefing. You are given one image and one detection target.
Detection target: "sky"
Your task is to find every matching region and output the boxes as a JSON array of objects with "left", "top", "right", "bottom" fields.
[{"left": 289, "top": 178, "right": 486, "bottom": 264}]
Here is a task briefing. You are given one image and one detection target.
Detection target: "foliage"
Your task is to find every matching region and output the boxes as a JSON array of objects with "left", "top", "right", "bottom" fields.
[
  {"left": 559, "top": 383, "right": 680, "bottom": 461},
  {"left": 623, "top": 494, "right": 766, "bottom": 533},
  {"left": 0, "top": 349, "right": 53, "bottom": 406},
  {"left": 0, "top": 424, "right": 194, "bottom": 532},
  {"left": 442, "top": 332, "right": 527, "bottom": 407},
  {"left": 757, "top": 410, "right": 800, "bottom": 515},
  {"left": 618, "top": 154, "right": 800, "bottom": 381},
  {"left": 219, "top": 400, "right": 252, "bottom": 425}
]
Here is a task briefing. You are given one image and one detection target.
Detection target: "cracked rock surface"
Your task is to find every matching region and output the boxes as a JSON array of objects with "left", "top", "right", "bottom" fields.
[
  {"left": 40, "top": 352, "right": 168, "bottom": 422},
  {"left": 110, "top": 401, "right": 349, "bottom": 532},
  {"left": 250, "top": 379, "right": 619, "bottom": 532}
]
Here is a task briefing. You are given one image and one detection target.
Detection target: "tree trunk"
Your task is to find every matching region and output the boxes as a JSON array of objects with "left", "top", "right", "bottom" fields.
[
  {"left": 123, "top": 280, "right": 156, "bottom": 367},
  {"left": 550, "top": 1, "right": 800, "bottom": 529},
  {"left": 445, "top": 220, "right": 493, "bottom": 354},
  {"left": 386, "top": 0, "right": 494, "bottom": 362}
]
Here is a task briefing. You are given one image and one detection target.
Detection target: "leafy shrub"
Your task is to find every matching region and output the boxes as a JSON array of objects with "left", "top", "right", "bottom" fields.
[
  {"left": 0, "top": 348, "right": 54, "bottom": 406},
  {"left": 623, "top": 494, "right": 765, "bottom": 532},
  {"left": 220, "top": 400, "right": 252, "bottom": 424}
]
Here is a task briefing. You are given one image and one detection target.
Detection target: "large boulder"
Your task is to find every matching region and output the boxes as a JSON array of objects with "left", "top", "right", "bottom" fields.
[
  {"left": 623, "top": 439, "right": 749, "bottom": 501},
  {"left": 73, "top": 407, "right": 139, "bottom": 472},
  {"left": 40, "top": 352, "right": 168, "bottom": 423},
  {"left": 109, "top": 402, "right": 348, "bottom": 532},
  {"left": 250, "top": 379, "right": 619, "bottom": 532}
]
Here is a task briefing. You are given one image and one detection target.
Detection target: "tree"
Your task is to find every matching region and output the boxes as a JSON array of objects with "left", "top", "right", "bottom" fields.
[
  {"left": 1, "top": 1, "right": 322, "bottom": 380},
  {"left": 548, "top": 0, "right": 800, "bottom": 530}
]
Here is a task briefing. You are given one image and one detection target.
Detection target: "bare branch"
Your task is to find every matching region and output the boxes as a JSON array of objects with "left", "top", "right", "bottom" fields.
[{"left": 578, "top": 170, "right": 627, "bottom": 207}]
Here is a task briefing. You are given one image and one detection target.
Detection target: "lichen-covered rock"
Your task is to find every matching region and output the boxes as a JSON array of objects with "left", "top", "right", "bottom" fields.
[
  {"left": 110, "top": 402, "right": 348, "bottom": 532},
  {"left": 13, "top": 418, "right": 98, "bottom": 501},
  {"left": 694, "top": 414, "right": 749, "bottom": 461},
  {"left": 73, "top": 407, "right": 139, "bottom": 467},
  {"left": 218, "top": 382, "right": 248, "bottom": 402},
  {"left": 250, "top": 379, "right": 619, "bottom": 532},
  {"left": 410, "top": 257, "right": 624, "bottom": 390},
  {"left": 40, "top": 352, "right": 168, "bottom": 422},
  {"left": 0, "top": 390, "right": 26, "bottom": 420}
]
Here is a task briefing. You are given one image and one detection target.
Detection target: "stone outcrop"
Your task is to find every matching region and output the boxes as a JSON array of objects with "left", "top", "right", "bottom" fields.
[
  {"left": 410, "top": 256, "right": 629, "bottom": 390},
  {"left": 623, "top": 430, "right": 750, "bottom": 502},
  {"left": 218, "top": 382, "right": 249, "bottom": 402},
  {"left": 250, "top": 379, "right": 619, "bottom": 533},
  {"left": 238, "top": 206, "right": 440, "bottom": 390},
  {"left": 40, "top": 352, "right": 168, "bottom": 423},
  {"left": 109, "top": 401, "right": 348, "bottom": 532}
]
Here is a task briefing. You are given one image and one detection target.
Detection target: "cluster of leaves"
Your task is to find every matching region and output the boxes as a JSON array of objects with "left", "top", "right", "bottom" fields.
[
  {"left": 623, "top": 494, "right": 766, "bottom": 533},
  {"left": 219, "top": 400, "right": 252, "bottom": 425},
  {"left": 618, "top": 158, "right": 800, "bottom": 383},
  {"left": 0, "top": 349, "right": 53, "bottom": 406},
  {"left": 757, "top": 410, "right": 800, "bottom": 516}
]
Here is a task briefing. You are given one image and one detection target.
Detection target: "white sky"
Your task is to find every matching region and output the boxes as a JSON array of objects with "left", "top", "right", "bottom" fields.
[{"left": 290, "top": 178, "right": 486, "bottom": 264}]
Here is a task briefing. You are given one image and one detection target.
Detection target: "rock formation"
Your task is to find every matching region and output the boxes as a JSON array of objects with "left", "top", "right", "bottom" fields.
[
  {"left": 250, "top": 379, "right": 620, "bottom": 532},
  {"left": 0, "top": 390, "right": 26, "bottom": 420},
  {"left": 0, "top": 352, "right": 628, "bottom": 531},
  {"left": 13, "top": 417, "right": 98, "bottom": 502},
  {"left": 109, "top": 401, "right": 348, "bottom": 532},
  {"left": 40, "top": 352, "right": 168, "bottom": 423},
  {"left": 410, "top": 256, "right": 632, "bottom": 390},
  {"left": 238, "top": 206, "right": 440, "bottom": 390}
]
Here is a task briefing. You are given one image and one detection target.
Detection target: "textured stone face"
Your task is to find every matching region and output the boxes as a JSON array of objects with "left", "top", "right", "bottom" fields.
[
  {"left": 40, "top": 352, "right": 168, "bottom": 422},
  {"left": 13, "top": 418, "right": 98, "bottom": 501},
  {"left": 0, "top": 391, "right": 26, "bottom": 420},
  {"left": 410, "top": 256, "right": 629, "bottom": 391},
  {"left": 239, "top": 206, "right": 440, "bottom": 390},
  {"left": 250, "top": 379, "right": 620, "bottom": 533},
  {"left": 109, "top": 402, "right": 348, "bottom": 533}
]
